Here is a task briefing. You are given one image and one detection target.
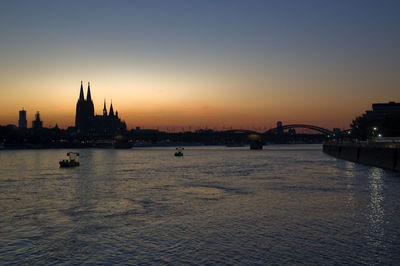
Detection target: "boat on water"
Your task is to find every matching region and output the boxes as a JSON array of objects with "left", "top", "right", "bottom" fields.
[
  {"left": 175, "top": 147, "right": 184, "bottom": 156},
  {"left": 59, "top": 152, "right": 80, "bottom": 167},
  {"left": 250, "top": 141, "right": 263, "bottom": 150},
  {"left": 249, "top": 134, "right": 264, "bottom": 150}
]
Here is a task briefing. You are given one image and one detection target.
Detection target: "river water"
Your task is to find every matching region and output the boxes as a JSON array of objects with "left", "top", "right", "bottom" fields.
[{"left": 1, "top": 145, "right": 400, "bottom": 265}]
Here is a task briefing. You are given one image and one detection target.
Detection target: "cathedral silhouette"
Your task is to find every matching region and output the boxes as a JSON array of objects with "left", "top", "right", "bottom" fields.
[{"left": 75, "top": 82, "right": 126, "bottom": 136}]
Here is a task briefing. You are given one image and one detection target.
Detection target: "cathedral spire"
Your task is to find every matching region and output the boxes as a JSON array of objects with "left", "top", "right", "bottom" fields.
[
  {"left": 103, "top": 99, "right": 107, "bottom": 116},
  {"left": 79, "top": 81, "right": 84, "bottom": 101},
  {"left": 109, "top": 100, "right": 114, "bottom": 117},
  {"left": 87, "top": 82, "right": 92, "bottom": 101}
]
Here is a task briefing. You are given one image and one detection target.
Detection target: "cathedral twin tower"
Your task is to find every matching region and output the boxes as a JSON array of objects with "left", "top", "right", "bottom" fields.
[
  {"left": 75, "top": 81, "right": 94, "bottom": 129},
  {"left": 75, "top": 81, "right": 126, "bottom": 136}
]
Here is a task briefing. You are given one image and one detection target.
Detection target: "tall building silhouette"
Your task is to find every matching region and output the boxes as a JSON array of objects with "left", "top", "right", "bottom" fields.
[
  {"left": 75, "top": 82, "right": 126, "bottom": 136},
  {"left": 18, "top": 109, "right": 27, "bottom": 129},
  {"left": 32, "top": 111, "right": 43, "bottom": 129},
  {"left": 75, "top": 81, "right": 94, "bottom": 133}
]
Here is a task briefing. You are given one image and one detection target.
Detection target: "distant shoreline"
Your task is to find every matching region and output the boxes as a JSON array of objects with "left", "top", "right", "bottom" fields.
[{"left": 0, "top": 142, "right": 325, "bottom": 150}]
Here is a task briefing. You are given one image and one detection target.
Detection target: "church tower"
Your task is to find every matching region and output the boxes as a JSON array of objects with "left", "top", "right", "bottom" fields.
[
  {"left": 75, "top": 81, "right": 95, "bottom": 134},
  {"left": 109, "top": 100, "right": 114, "bottom": 117},
  {"left": 75, "top": 81, "right": 85, "bottom": 128},
  {"left": 86, "top": 82, "right": 94, "bottom": 117},
  {"left": 103, "top": 99, "right": 107, "bottom": 117}
]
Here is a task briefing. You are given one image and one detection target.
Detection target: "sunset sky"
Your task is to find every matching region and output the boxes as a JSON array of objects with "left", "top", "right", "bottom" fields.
[{"left": 1, "top": 0, "right": 399, "bottom": 131}]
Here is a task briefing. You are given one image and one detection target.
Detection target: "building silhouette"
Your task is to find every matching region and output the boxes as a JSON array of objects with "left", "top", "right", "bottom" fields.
[
  {"left": 365, "top": 101, "right": 400, "bottom": 119},
  {"left": 32, "top": 111, "right": 43, "bottom": 129},
  {"left": 75, "top": 81, "right": 94, "bottom": 133},
  {"left": 75, "top": 82, "right": 126, "bottom": 136},
  {"left": 351, "top": 101, "right": 400, "bottom": 138},
  {"left": 18, "top": 109, "right": 27, "bottom": 129}
]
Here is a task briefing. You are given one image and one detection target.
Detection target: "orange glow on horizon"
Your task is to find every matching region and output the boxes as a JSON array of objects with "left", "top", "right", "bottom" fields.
[
  {"left": 0, "top": 72, "right": 394, "bottom": 131},
  {"left": 0, "top": 86, "right": 364, "bottom": 131}
]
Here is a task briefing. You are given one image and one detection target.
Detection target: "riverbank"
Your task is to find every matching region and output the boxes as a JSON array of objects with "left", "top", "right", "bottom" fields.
[{"left": 323, "top": 142, "right": 400, "bottom": 171}]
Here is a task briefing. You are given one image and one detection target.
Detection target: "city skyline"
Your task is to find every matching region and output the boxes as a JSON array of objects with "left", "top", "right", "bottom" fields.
[{"left": 1, "top": 1, "right": 399, "bottom": 130}]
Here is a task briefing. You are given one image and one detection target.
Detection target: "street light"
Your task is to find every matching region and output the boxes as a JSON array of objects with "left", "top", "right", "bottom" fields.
[{"left": 370, "top": 127, "right": 379, "bottom": 138}]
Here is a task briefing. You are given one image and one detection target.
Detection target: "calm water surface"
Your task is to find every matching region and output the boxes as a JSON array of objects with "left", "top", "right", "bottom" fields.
[{"left": 1, "top": 145, "right": 400, "bottom": 265}]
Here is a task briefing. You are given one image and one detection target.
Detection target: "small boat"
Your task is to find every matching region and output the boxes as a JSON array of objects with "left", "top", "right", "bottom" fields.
[
  {"left": 174, "top": 147, "right": 184, "bottom": 156},
  {"left": 59, "top": 152, "right": 80, "bottom": 167},
  {"left": 249, "top": 134, "right": 263, "bottom": 150}
]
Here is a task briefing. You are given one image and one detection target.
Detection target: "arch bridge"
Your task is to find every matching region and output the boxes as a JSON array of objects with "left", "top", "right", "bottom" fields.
[{"left": 264, "top": 124, "right": 334, "bottom": 135}]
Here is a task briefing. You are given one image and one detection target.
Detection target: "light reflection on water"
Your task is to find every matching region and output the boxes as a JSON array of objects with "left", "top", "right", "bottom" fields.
[
  {"left": 367, "top": 168, "right": 385, "bottom": 250},
  {"left": 1, "top": 145, "right": 400, "bottom": 264},
  {"left": 344, "top": 161, "right": 355, "bottom": 210}
]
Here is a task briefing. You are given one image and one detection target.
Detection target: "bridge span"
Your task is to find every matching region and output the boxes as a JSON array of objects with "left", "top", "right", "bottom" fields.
[
  {"left": 263, "top": 124, "right": 334, "bottom": 135},
  {"left": 220, "top": 124, "right": 347, "bottom": 136}
]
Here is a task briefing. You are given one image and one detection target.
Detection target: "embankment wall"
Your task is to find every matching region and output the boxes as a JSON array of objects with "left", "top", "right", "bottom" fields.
[{"left": 323, "top": 143, "right": 400, "bottom": 172}]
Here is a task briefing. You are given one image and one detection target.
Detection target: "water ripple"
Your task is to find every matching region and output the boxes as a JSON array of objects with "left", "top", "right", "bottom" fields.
[{"left": 1, "top": 145, "right": 400, "bottom": 264}]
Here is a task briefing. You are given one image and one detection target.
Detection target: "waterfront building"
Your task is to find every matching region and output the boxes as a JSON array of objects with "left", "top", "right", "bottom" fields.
[
  {"left": 351, "top": 101, "right": 400, "bottom": 138},
  {"left": 32, "top": 112, "right": 43, "bottom": 129},
  {"left": 365, "top": 101, "right": 400, "bottom": 119},
  {"left": 18, "top": 109, "right": 27, "bottom": 129},
  {"left": 75, "top": 82, "right": 126, "bottom": 136}
]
